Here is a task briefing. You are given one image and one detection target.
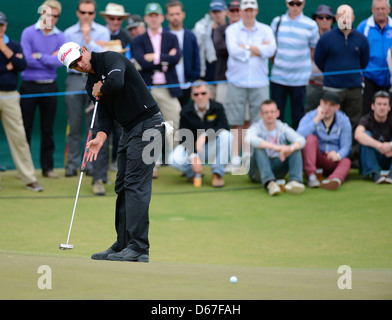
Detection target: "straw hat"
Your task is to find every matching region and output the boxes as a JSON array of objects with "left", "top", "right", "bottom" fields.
[
  {"left": 103, "top": 40, "right": 129, "bottom": 53},
  {"left": 99, "top": 3, "right": 130, "bottom": 18}
]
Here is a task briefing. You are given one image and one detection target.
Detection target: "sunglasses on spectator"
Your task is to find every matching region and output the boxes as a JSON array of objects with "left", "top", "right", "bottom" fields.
[
  {"left": 69, "top": 49, "right": 83, "bottom": 69},
  {"left": 108, "top": 16, "right": 124, "bottom": 21},
  {"left": 374, "top": 91, "right": 390, "bottom": 98},
  {"left": 316, "top": 15, "right": 333, "bottom": 20},
  {"left": 193, "top": 92, "right": 208, "bottom": 97},
  {"left": 288, "top": 1, "right": 303, "bottom": 7},
  {"left": 79, "top": 10, "right": 95, "bottom": 15},
  {"left": 229, "top": 9, "right": 240, "bottom": 13}
]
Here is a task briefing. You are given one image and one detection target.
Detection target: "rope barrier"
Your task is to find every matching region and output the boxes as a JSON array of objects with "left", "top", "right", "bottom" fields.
[{"left": 0, "top": 66, "right": 390, "bottom": 100}]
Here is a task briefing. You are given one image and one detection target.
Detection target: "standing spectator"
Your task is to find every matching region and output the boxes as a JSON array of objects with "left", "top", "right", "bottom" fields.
[
  {"left": 20, "top": 0, "right": 66, "bottom": 179},
  {"left": 297, "top": 91, "right": 352, "bottom": 191},
  {"left": 100, "top": 3, "right": 132, "bottom": 59},
  {"left": 315, "top": 5, "right": 370, "bottom": 166},
  {"left": 358, "top": 0, "right": 392, "bottom": 116},
  {"left": 212, "top": 0, "right": 241, "bottom": 105},
  {"left": 270, "top": 0, "right": 319, "bottom": 130},
  {"left": 126, "top": 15, "right": 146, "bottom": 41},
  {"left": 63, "top": 0, "right": 110, "bottom": 195},
  {"left": 305, "top": 4, "right": 335, "bottom": 112},
  {"left": 245, "top": 99, "right": 306, "bottom": 196},
  {"left": 0, "top": 11, "right": 43, "bottom": 192},
  {"left": 170, "top": 80, "right": 231, "bottom": 187},
  {"left": 132, "top": 2, "right": 182, "bottom": 178},
  {"left": 166, "top": 0, "right": 201, "bottom": 107},
  {"left": 224, "top": 0, "right": 276, "bottom": 173},
  {"left": 355, "top": 91, "right": 392, "bottom": 183},
  {"left": 193, "top": 0, "right": 227, "bottom": 99}
]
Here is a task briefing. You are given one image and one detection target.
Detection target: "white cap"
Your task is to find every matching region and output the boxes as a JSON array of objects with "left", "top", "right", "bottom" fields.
[
  {"left": 58, "top": 42, "right": 81, "bottom": 68},
  {"left": 240, "top": 0, "right": 258, "bottom": 10}
]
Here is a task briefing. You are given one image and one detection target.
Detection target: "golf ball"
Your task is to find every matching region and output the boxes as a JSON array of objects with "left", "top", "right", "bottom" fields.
[{"left": 230, "top": 276, "right": 238, "bottom": 283}]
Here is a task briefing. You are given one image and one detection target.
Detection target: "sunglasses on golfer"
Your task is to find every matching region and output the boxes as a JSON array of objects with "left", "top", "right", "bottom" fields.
[
  {"left": 69, "top": 48, "right": 83, "bottom": 69},
  {"left": 288, "top": 1, "right": 303, "bottom": 7}
]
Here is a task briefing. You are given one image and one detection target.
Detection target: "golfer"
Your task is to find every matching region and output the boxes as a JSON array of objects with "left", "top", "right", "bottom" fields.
[{"left": 58, "top": 42, "right": 165, "bottom": 262}]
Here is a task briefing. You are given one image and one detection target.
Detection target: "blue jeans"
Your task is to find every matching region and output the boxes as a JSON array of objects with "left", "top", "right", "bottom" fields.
[
  {"left": 248, "top": 149, "right": 303, "bottom": 187},
  {"left": 359, "top": 132, "right": 392, "bottom": 176},
  {"left": 170, "top": 130, "right": 232, "bottom": 178}
]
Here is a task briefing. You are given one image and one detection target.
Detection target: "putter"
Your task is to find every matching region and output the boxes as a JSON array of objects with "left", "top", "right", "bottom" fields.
[{"left": 59, "top": 97, "right": 99, "bottom": 250}]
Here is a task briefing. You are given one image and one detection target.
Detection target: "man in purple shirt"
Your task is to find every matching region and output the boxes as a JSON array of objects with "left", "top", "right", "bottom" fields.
[{"left": 20, "top": 0, "right": 66, "bottom": 179}]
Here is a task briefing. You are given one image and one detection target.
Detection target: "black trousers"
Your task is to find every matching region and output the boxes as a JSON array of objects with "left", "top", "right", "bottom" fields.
[
  {"left": 112, "top": 112, "right": 164, "bottom": 254},
  {"left": 20, "top": 81, "right": 57, "bottom": 172}
]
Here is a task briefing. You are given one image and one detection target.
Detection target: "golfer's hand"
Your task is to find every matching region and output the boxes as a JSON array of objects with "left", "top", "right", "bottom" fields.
[
  {"left": 92, "top": 81, "right": 103, "bottom": 98},
  {"left": 86, "top": 132, "right": 107, "bottom": 162}
]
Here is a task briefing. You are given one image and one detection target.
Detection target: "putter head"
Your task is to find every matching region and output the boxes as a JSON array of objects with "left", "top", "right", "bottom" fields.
[{"left": 59, "top": 244, "right": 74, "bottom": 250}]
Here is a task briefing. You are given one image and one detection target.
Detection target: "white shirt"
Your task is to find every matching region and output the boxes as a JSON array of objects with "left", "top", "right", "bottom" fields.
[{"left": 225, "top": 19, "right": 276, "bottom": 88}]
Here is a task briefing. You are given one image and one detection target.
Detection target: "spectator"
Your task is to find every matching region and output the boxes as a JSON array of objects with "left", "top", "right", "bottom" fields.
[
  {"left": 355, "top": 90, "right": 392, "bottom": 183},
  {"left": 99, "top": 3, "right": 132, "bottom": 59},
  {"left": 315, "top": 5, "right": 369, "bottom": 166},
  {"left": 225, "top": 0, "right": 276, "bottom": 173},
  {"left": 270, "top": 0, "right": 319, "bottom": 130},
  {"left": 126, "top": 15, "right": 146, "bottom": 40},
  {"left": 132, "top": 2, "right": 182, "bottom": 178},
  {"left": 358, "top": 0, "right": 392, "bottom": 116},
  {"left": 245, "top": 99, "right": 306, "bottom": 196},
  {"left": 63, "top": 0, "right": 110, "bottom": 195},
  {"left": 0, "top": 11, "right": 43, "bottom": 192},
  {"left": 169, "top": 80, "right": 231, "bottom": 187},
  {"left": 166, "top": 0, "right": 201, "bottom": 107},
  {"left": 212, "top": 0, "right": 241, "bottom": 105},
  {"left": 297, "top": 91, "right": 352, "bottom": 190},
  {"left": 19, "top": 0, "right": 66, "bottom": 180},
  {"left": 193, "top": 0, "right": 227, "bottom": 99},
  {"left": 305, "top": 4, "right": 335, "bottom": 112}
]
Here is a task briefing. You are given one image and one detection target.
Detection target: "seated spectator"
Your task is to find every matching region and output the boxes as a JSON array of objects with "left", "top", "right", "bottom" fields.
[
  {"left": 245, "top": 99, "right": 306, "bottom": 196},
  {"left": 297, "top": 91, "right": 352, "bottom": 190},
  {"left": 169, "top": 80, "right": 232, "bottom": 187},
  {"left": 355, "top": 91, "right": 392, "bottom": 183}
]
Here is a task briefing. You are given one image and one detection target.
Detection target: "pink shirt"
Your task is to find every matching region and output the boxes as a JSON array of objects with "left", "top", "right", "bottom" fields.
[{"left": 147, "top": 27, "right": 166, "bottom": 85}]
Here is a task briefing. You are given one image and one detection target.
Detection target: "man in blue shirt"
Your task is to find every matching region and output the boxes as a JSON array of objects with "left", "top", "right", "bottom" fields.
[{"left": 357, "top": 0, "right": 392, "bottom": 115}]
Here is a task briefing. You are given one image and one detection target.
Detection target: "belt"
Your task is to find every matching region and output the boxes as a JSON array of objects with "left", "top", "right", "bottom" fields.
[{"left": 31, "top": 80, "right": 55, "bottom": 84}]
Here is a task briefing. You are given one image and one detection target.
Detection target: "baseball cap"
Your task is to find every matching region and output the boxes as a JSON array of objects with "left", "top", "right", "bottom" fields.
[
  {"left": 321, "top": 91, "right": 340, "bottom": 105},
  {"left": 210, "top": 0, "right": 227, "bottom": 11},
  {"left": 145, "top": 3, "right": 163, "bottom": 15},
  {"left": 126, "top": 14, "right": 143, "bottom": 29},
  {"left": 228, "top": 1, "right": 241, "bottom": 9},
  {"left": 0, "top": 12, "right": 7, "bottom": 25},
  {"left": 240, "top": 0, "right": 258, "bottom": 10},
  {"left": 58, "top": 42, "right": 82, "bottom": 68}
]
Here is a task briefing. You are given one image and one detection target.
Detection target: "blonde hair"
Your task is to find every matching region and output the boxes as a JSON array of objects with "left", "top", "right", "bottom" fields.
[{"left": 40, "top": 0, "right": 62, "bottom": 14}]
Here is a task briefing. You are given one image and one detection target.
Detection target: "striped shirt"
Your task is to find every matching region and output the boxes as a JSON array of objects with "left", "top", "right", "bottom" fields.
[{"left": 270, "top": 12, "right": 319, "bottom": 86}]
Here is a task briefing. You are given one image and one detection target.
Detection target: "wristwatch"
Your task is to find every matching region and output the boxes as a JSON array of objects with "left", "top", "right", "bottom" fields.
[
  {"left": 245, "top": 45, "right": 250, "bottom": 50},
  {"left": 35, "top": 53, "right": 42, "bottom": 60}
]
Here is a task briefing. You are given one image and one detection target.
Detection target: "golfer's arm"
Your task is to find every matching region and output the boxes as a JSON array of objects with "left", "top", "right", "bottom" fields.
[{"left": 95, "top": 131, "right": 108, "bottom": 148}]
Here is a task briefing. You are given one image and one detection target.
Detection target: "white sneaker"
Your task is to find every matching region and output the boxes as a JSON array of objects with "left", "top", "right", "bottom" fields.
[
  {"left": 285, "top": 180, "right": 305, "bottom": 194},
  {"left": 225, "top": 156, "right": 242, "bottom": 174},
  {"left": 307, "top": 174, "right": 320, "bottom": 188},
  {"left": 267, "top": 181, "right": 280, "bottom": 196}
]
